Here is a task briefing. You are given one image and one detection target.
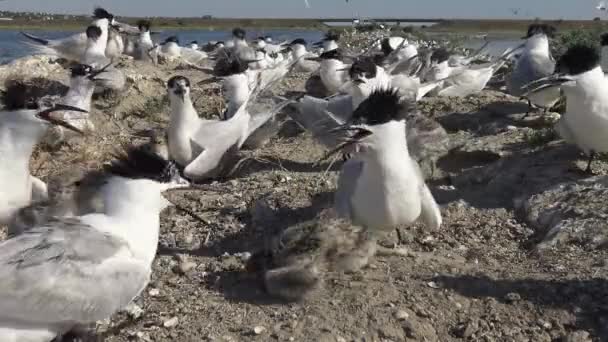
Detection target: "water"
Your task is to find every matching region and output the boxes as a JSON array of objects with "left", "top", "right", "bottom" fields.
[{"left": 0, "top": 28, "right": 325, "bottom": 64}]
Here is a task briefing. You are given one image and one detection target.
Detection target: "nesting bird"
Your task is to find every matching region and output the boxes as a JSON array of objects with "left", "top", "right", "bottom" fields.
[
  {"left": 166, "top": 75, "right": 291, "bottom": 180},
  {"left": 0, "top": 146, "right": 188, "bottom": 342}
]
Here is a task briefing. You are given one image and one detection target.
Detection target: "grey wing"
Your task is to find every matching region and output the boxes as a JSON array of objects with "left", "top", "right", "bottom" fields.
[
  {"left": 334, "top": 159, "right": 364, "bottom": 219},
  {"left": 184, "top": 134, "right": 239, "bottom": 180},
  {"left": 0, "top": 218, "right": 149, "bottom": 324},
  {"left": 291, "top": 95, "right": 351, "bottom": 148},
  {"left": 508, "top": 54, "right": 555, "bottom": 96}
]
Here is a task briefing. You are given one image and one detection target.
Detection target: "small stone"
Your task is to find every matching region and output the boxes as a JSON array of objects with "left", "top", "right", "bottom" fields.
[
  {"left": 176, "top": 260, "right": 197, "bottom": 275},
  {"left": 506, "top": 125, "right": 518, "bottom": 131},
  {"left": 504, "top": 292, "right": 521, "bottom": 303},
  {"left": 336, "top": 337, "right": 347, "bottom": 342},
  {"left": 124, "top": 303, "right": 144, "bottom": 320},
  {"left": 148, "top": 288, "right": 160, "bottom": 297},
  {"left": 427, "top": 281, "right": 440, "bottom": 289},
  {"left": 394, "top": 310, "right": 410, "bottom": 320},
  {"left": 163, "top": 316, "right": 179, "bottom": 328},
  {"left": 253, "top": 326, "right": 266, "bottom": 335}
]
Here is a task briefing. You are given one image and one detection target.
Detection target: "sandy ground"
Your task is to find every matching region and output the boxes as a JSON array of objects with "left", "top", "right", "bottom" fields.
[{"left": 1, "top": 48, "right": 608, "bottom": 342}]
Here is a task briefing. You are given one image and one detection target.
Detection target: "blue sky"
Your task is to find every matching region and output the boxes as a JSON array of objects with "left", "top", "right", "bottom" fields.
[{"left": 0, "top": 0, "right": 603, "bottom": 20}]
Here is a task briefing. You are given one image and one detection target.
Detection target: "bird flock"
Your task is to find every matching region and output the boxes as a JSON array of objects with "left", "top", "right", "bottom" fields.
[{"left": 1, "top": 6, "right": 608, "bottom": 341}]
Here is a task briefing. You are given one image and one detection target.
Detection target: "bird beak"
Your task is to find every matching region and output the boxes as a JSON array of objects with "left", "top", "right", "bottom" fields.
[
  {"left": 36, "top": 104, "right": 87, "bottom": 134},
  {"left": 318, "top": 125, "right": 372, "bottom": 162},
  {"left": 336, "top": 67, "right": 350, "bottom": 71},
  {"left": 521, "top": 74, "right": 573, "bottom": 97},
  {"left": 244, "top": 58, "right": 264, "bottom": 64},
  {"left": 88, "top": 62, "right": 113, "bottom": 81},
  {"left": 305, "top": 56, "right": 322, "bottom": 62}
]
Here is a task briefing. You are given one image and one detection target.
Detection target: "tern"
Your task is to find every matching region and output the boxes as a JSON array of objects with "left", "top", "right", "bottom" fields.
[
  {"left": 331, "top": 89, "right": 442, "bottom": 248},
  {"left": 21, "top": 7, "right": 121, "bottom": 62},
  {"left": 132, "top": 20, "right": 156, "bottom": 62},
  {"left": 524, "top": 44, "right": 608, "bottom": 173},
  {"left": 306, "top": 49, "right": 351, "bottom": 95},
  {"left": 0, "top": 104, "right": 85, "bottom": 226},
  {"left": 508, "top": 24, "right": 560, "bottom": 114},
  {"left": 166, "top": 76, "right": 292, "bottom": 180},
  {"left": 313, "top": 31, "right": 340, "bottom": 53},
  {"left": 0, "top": 146, "right": 189, "bottom": 342},
  {"left": 83, "top": 25, "right": 126, "bottom": 92},
  {"left": 283, "top": 39, "right": 320, "bottom": 73},
  {"left": 43, "top": 63, "right": 109, "bottom": 145}
]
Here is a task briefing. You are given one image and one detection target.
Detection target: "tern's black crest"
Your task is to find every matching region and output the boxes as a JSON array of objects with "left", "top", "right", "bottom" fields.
[
  {"left": 93, "top": 7, "right": 114, "bottom": 21},
  {"left": 167, "top": 75, "right": 191, "bottom": 89},
  {"left": 189, "top": 40, "right": 198, "bottom": 45},
  {"left": 137, "top": 20, "right": 151, "bottom": 32},
  {"left": 86, "top": 25, "right": 103, "bottom": 41},
  {"left": 349, "top": 57, "right": 377, "bottom": 80},
  {"left": 601, "top": 33, "right": 608, "bottom": 47},
  {"left": 106, "top": 145, "right": 180, "bottom": 183},
  {"left": 557, "top": 44, "right": 600, "bottom": 76},
  {"left": 352, "top": 88, "right": 409, "bottom": 126},
  {"left": 380, "top": 38, "right": 394, "bottom": 56},
  {"left": 163, "top": 36, "right": 179, "bottom": 44},
  {"left": 291, "top": 38, "right": 307, "bottom": 46},
  {"left": 525, "top": 24, "right": 556, "bottom": 38},
  {"left": 430, "top": 48, "right": 450, "bottom": 64},
  {"left": 71, "top": 64, "right": 94, "bottom": 77},
  {"left": 324, "top": 31, "right": 340, "bottom": 41},
  {"left": 232, "top": 27, "right": 246, "bottom": 39}
]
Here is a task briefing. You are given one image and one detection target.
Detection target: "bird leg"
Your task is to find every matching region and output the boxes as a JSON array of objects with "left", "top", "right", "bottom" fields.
[
  {"left": 585, "top": 151, "right": 596, "bottom": 174},
  {"left": 522, "top": 99, "right": 532, "bottom": 119}
]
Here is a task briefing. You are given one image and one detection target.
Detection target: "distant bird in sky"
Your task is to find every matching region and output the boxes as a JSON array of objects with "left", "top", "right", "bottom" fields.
[
  {"left": 598, "top": 1, "right": 608, "bottom": 12},
  {"left": 304, "top": 0, "right": 310, "bottom": 8}
]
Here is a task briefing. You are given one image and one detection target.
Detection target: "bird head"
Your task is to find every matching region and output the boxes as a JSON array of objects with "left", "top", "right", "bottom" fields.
[{"left": 167, "top": 75, "right": 191, "bottom": 102}]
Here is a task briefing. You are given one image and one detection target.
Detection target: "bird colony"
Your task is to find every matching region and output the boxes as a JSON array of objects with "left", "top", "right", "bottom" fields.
[{"left": 0, "top": 7, "right": 607, "bottom": 342}]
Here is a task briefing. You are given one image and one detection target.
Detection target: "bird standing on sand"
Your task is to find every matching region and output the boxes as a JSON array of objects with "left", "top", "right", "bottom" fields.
[
  {"left": 525, "top": 45, "right": 608, "bottom": 173},
  {"left": 331, "top": 89, "right": 442, "bottom": 251},
  {"left": 508, "top": 24, "right": 560, "bottom": 115},
  {"left": 82, "top": 25, "right": 126, "bottom": 92}
]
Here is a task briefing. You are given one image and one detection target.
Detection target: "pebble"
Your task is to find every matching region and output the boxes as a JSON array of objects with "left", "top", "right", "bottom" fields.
[
  {"left": 394, "top": 310, "right": 410, "bottom": 321},
  {"left": 124, "top": 303, "right": 144, "bottom": 320},
  {"left": 253, "top": 326, "right": 266, "bottom": 335},
  {"left": 148, "top": 288, "right": 160, "bottom": 297},
  {"left": 336, "top": 337, "right": 347, "bottom": 342},
  {"left": 163, "top": 316, "right": 179, "bottom": 328},
  {"left": 504, "top": 292, "right": 521, "bottom": 303},
  {"left": 176, "top": 260, "right": 197, "bottom": 274}
]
